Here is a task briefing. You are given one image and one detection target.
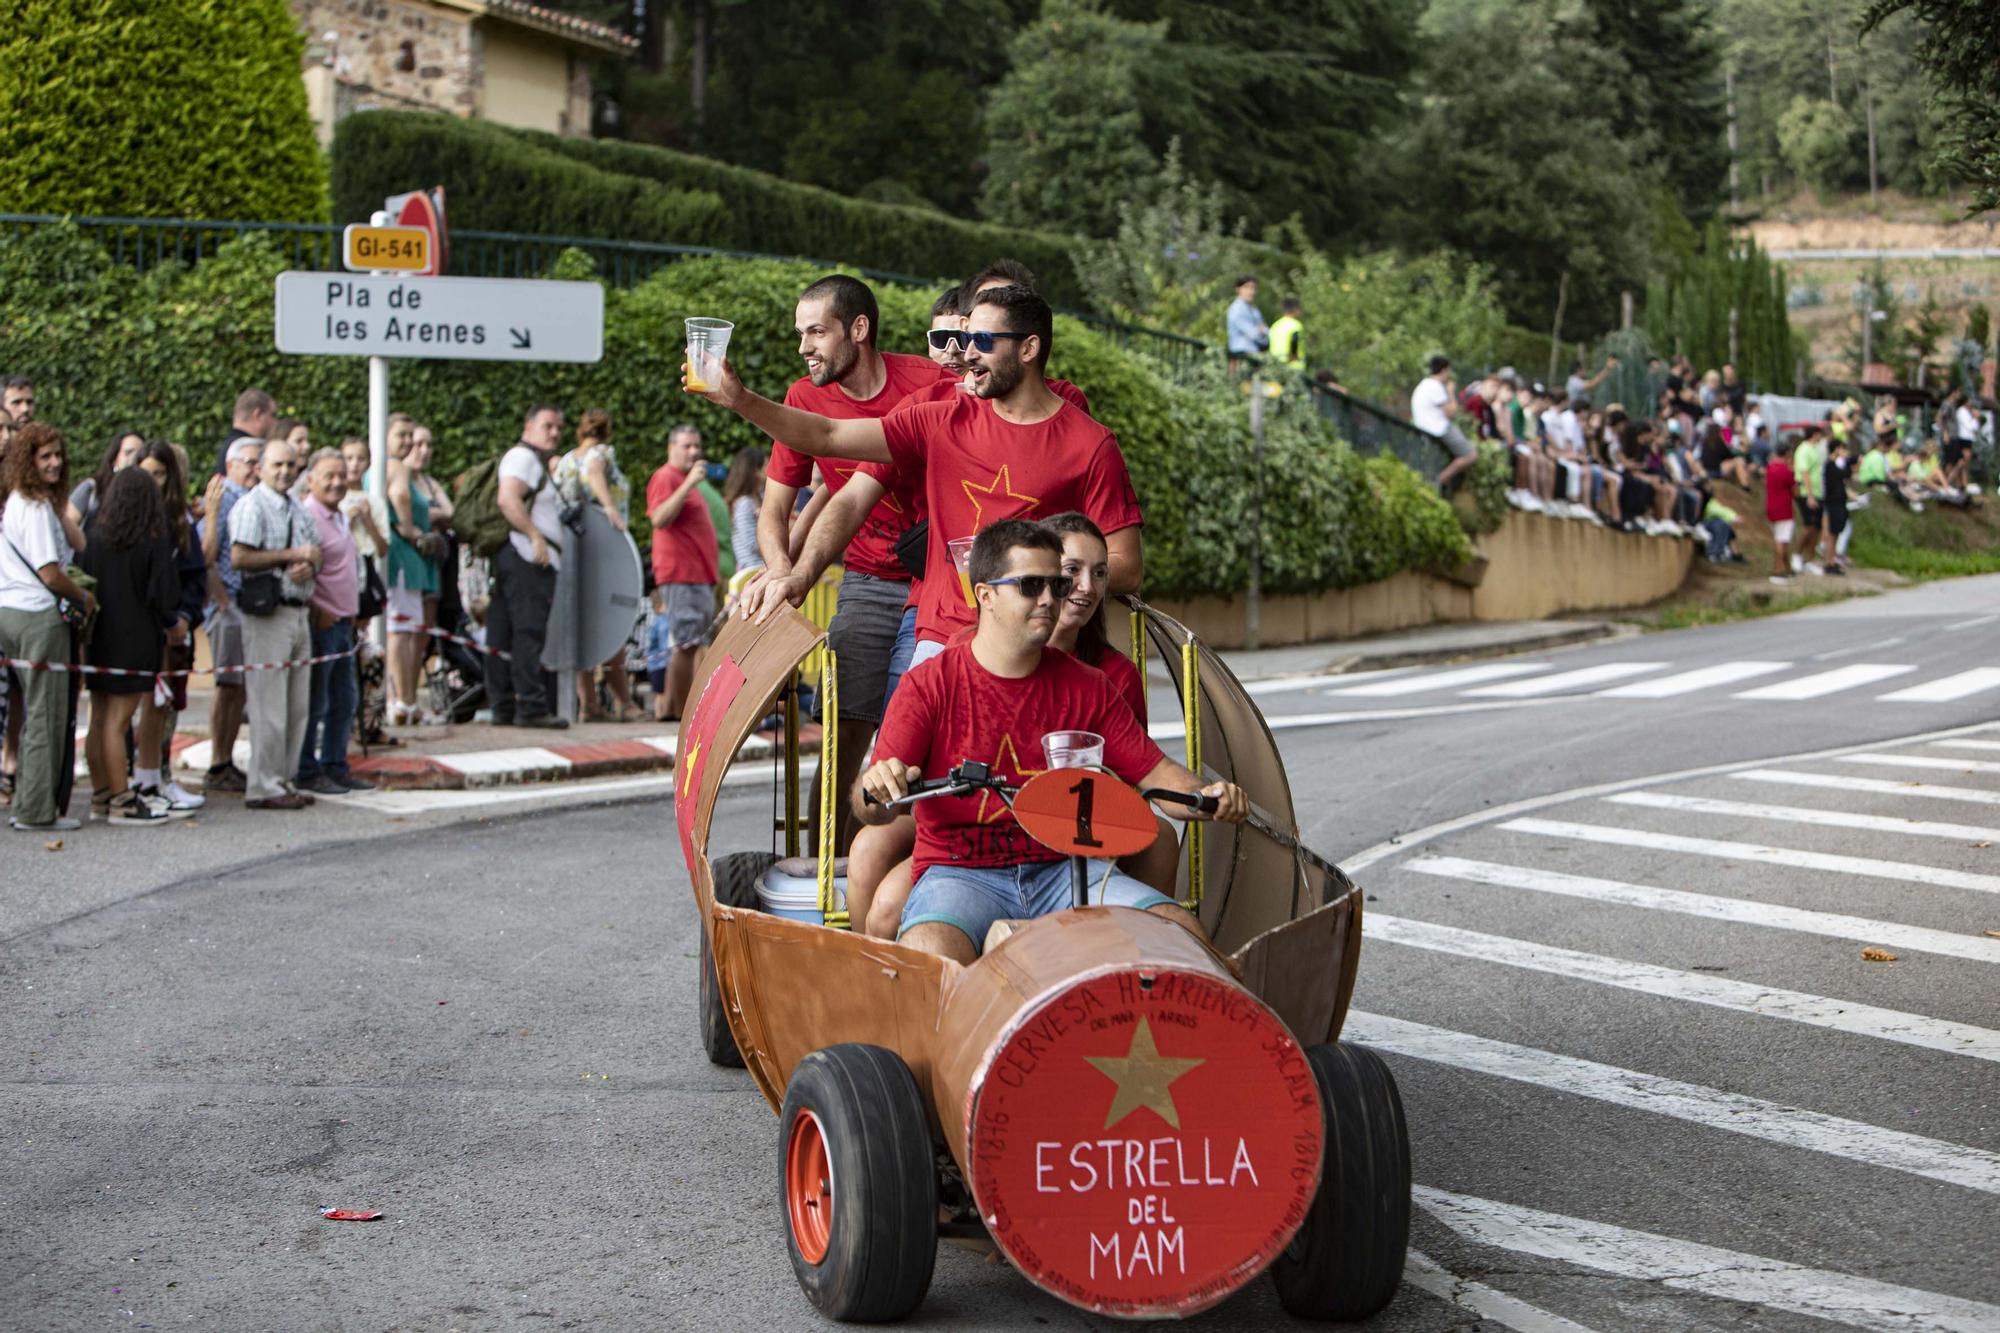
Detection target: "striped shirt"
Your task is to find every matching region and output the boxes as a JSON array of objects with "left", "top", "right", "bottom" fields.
[{"left": 230, "top": 483, "right": 318, "bottom": 604}]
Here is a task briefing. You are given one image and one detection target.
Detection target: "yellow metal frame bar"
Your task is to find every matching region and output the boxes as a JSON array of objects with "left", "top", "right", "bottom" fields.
[
  {"left": 1180, "top": 639, "right": 1203, "bottom": 910},
  {"left": 818, "top": 648, "right": 848, "bottom": 927},
  {"left": 781, "top": 671, "right": 801, "bottom": 858},
  {"left": 1128, "top": 607, "right": 1147, "bottom": 675}
]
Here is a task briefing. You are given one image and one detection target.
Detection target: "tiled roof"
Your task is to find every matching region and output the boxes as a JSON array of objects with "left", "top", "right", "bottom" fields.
[{"left": 480, "top": 0, "right": 639, "bottom": 55}]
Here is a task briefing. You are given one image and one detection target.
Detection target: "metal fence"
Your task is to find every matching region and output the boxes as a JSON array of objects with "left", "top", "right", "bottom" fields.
[
  {"left": 0, "top": 211, "right": 1212, "bottom": 372},
  {"left": 1311, "top": 382, "right": 1452, "bottom": 481}
]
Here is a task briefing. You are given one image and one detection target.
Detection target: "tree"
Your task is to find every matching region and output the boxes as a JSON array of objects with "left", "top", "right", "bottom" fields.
[
  {"left": 0, "top": 0, "right": 326, "bottom": 221},
  {"left": 1776, "top": 95, "right": 1860, "bottom": 198},
  {"left": 1102, "top": 0, "right": 1418, "bottom": 249},
  {"left": 1374, "top": 0, "right": 1654, "bottom": 331},
  {"left": 1863, "top": 0, "right": 2000, "bottom": 210},
  {"left": 1581, "top": 0, "right": 1730, "bottom": 220},
  {"left": 979, "top": 1, "right": 1164, "bottom": 237}
]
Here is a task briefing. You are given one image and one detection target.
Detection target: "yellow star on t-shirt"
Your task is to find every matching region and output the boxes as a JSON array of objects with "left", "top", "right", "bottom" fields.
[
  {"left": 960, "top": 464, "right": 1040, "bottom": 533},
  {"left": 975, "top": 733, "right": 1045, "bottom": 824},
  {"left": 1085, "top": 1017, "right": 1206, "bottom": 1131},
  {"left": 831, "top": 462, "right": 902, "bottom": 513}
]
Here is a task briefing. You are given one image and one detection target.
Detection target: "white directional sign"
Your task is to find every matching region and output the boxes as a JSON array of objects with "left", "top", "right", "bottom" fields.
[{"left": 273, "top": 272, "right": 604, "bottom": 363}]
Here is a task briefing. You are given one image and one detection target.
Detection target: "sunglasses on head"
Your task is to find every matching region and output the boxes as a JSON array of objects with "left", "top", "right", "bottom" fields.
[
  {"left": 926, "top": 328, "right": 1028, "bottom": 354},
  {"left": 982, "top": 574, "right": 1075, "bottom": 600}
]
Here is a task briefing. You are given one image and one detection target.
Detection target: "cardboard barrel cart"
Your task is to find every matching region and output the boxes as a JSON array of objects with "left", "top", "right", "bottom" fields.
[{"left": 675, "top": 601, "right": 1409, "bottom": 1322}]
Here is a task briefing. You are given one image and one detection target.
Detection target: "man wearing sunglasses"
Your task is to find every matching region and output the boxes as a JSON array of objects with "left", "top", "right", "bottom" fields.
[
  {"left": 855, "top": 520, "right": 1245, "bottom": 964},
  {"left": 704, "top": 285, "right": 1143, "bottom": 670},
  {"left": 756, "top": 274, "right": 955, "bottom": 852}
]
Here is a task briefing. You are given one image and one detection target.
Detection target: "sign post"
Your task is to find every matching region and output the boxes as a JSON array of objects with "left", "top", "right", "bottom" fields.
[{"left": 363, "top": 212, "right": 394, "bottom": 653}]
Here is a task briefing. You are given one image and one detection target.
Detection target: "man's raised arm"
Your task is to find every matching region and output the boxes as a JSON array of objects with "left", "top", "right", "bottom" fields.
[
  {"left": 738, "top": 474, "right": 885, "bottom": 624},
  {"left": 686, "top": 357, "right": 891, "bottom": 463}
]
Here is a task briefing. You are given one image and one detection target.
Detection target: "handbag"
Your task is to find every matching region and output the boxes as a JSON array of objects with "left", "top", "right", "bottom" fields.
[
  {"left": 237, "top": 570, "right": 282, "bottom": 617},
  {"left": 356, "top": 555, "right": 386, "bottom": 620},
  {"left": 3, "top": 530, "right": 90, "bottom": 634},
  {"left": 893, "top": 517, "right": 928, "bottom": 580}
]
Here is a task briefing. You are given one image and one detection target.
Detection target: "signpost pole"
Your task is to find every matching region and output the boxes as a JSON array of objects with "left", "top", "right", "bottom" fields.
[{"left": 366, "top": 211, "right": 392, "bottom": 655}]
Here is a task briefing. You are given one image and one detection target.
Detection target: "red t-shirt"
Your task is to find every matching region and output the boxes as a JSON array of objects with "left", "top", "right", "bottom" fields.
[
  {"left": 646, "top": 464, "right": 719, "bottom": 586},
  {"left": 1765, "top": 461, "right": 1795, "bottom": 522},
  {"left": 1092, "top": 647, "right": 1147, "bottom": 725},
  {"left": 769, "top": 352, "right": 950, "bottom": 580},
  {"left": 874, "top": 641, "right": 1165, "bottom": 880},
  {"left": 908, "top": 375, "right": 1091, "bottom": 415},
  {"left": 879, "top": 394, "right": 1143, "bottom": 645}
]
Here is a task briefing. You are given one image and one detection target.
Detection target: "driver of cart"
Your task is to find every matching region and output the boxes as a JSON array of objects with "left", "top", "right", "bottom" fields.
[{"left": 853, "top": 520, "right": 1245, "bottom": 965}]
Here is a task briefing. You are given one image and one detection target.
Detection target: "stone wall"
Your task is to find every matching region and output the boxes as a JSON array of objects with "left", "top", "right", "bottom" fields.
[{"left": 1138, "top": 510, "right": 1695, "bottom": 650}]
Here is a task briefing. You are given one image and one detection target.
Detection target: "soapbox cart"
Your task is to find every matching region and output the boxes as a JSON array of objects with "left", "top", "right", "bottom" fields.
[{"left": 674, "top": 601, "right": 1409, "bottom": 1323}]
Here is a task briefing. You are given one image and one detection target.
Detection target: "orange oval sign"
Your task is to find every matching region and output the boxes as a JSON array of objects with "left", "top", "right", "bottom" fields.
[
  {"left": 1012, "top": 770, "right": 1157, "bottom": 859},
  {"left": 965, "top": 968, "right": 1323, "bottom": 1318}
]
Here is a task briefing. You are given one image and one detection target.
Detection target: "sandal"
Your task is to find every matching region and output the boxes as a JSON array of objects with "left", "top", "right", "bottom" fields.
[{"left": 106, "top": 789, "right": 170, "bottom": 827}]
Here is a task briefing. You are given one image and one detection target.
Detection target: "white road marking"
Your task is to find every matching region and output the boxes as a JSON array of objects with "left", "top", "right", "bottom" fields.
[
  {"left": 1147, "top": 697, "right": 1557, "bottom": 742},
  {"left": 1731, "top": 769, "right": 2000, "bottom": 807},
  {"left": 330, "top": 758, "right": 817, "bottom": 815},
  {"left": 434, "top": 745, "right": 572, "bottom": 778},
  {"left": 1241, "top": 665, "right": 1415, "bottom": 697},
  {"left": 1814, "top": 634, "right": 1907, "bottom": 660},
  {"left": 1349, "top": 1011, "right": 2000, "bottom": 1193},
  {"left": 1322, "top": 662, "right": 1549, "bottom": 696},
  {"left": 1879, "top": 668, "right": 2000, "bottom": 703},
  {"left": 1364, "top": 914, "right": 2000, "bottom": 1061},
  {"left": 1402, "top": 1249, "right": 1604, "bottom": 1333},
  {"left": 1596, "top": 660, "right": 1789, "bottom": 698},
  {"left": 1341, "top": 719, "right": 2000, "bottom": 874},
  {"left": 1945, "top": 614, "right": 1998, "bottom": 632},
  {"left": 1732, "top": 663, "right": 1915, "bottom": 700},
  {"left": 1931, "top": 739, "right": 2000, "bottom": 752},
  {"left": 1843, "top": 753, "right": 2000, "bottom": 776},
  {"left": 1607, "top": 790, "right": 2000, "bottom": 846},
  {"left": 1460, "top": 662, "right": 1668, "bottom": 697},
  {"left": 1502, "top": 817, "right": 2000, "bottom": 896},
  {"left": 1414, "top": 1187, "right": 2000, "bottom": 1333},
  {"left": 1406, "top": 855, "right": 2000, "bottom": 964}
]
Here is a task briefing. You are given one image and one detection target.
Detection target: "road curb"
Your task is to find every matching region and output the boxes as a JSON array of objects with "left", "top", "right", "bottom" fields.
[
  {"left": 343, "top": 726, "right": 821, "bottom": 790},
  {"left": 1220, "top": 621, "right": 1629, "bottom": 685}
]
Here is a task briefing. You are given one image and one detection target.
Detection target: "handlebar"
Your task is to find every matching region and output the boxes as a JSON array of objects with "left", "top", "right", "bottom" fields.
[
  {"left": 1144, "top": 786, "right": 1220, "bottom": 815},
  {"left": 863, "top": 760, "right": 1005, "bottom": 808}
]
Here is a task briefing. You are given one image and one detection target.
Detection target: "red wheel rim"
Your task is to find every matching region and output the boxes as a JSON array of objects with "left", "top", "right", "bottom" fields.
[{"left": 785, "top": 1109, "right": 833, "bottom": 1265}]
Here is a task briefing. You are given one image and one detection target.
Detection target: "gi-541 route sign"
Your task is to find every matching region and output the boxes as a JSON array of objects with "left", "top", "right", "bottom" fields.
[
  {"left": 342, "top": 224, "right": 431, "bottom": 272},
  {"left": 273, "top": 272, "right": 604, "bottom": 363}
]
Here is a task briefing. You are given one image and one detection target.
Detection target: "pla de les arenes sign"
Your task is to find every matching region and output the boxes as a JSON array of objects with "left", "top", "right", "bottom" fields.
[{"left": 272, "top": 272, "right": 603, "bottom": 364}]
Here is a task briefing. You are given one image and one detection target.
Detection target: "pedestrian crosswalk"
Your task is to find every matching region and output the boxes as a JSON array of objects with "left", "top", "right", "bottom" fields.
[
  {"left": 1284, "top": 655, "right": 2000, "bottom": 707},
  {"left": 1349, "top": 722, "right": 2000, "bottom": 1330}
]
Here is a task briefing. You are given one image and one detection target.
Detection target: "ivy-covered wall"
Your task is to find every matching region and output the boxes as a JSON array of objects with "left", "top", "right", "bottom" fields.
[{"left": 0, "top": 223, "right": 1473, "bottom": 601}]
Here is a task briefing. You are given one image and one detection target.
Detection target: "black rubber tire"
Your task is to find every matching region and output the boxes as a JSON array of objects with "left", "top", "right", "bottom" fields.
[
  {"left": 701, "top": 851, "right": 779, "bottom": 1068},
  {"left": 779, "top": 1044, "right": 937, "bottom": 1322},
  {"left": 1270, "top": 1041, "right": 1412, "bottom": 1321}
]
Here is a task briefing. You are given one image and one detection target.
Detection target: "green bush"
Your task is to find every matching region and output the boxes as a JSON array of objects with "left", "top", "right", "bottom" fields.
[
  {"left": 0, "top": 0, "right": 326, "bottom": 222},
  {"left": 331, "top": 113, "right": 1091, "bottom": 307},
  {"left": 0, "top": 224, "right": 1477, "bottom": 601}
]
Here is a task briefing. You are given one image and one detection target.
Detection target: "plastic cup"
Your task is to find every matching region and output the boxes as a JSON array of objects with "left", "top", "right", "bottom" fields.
[
  {"left": 947, "top": 536, "right": 977, "bottom": 607},
  {"left": 1042, "top": 731, "right": 1105, "bottom": 770},
  {"left": 685, "top": 317, "right": 734, "bottom": 391}
]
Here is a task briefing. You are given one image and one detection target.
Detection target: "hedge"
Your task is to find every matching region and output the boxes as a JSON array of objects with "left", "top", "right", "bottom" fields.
[
  {"left": 330, "top": 112, "right": 1092, "bottom": 307},
  {"left": 0, "top": 222, "right": 1471, "bottom": 600},
  {"left": 0, "top": 0, "right": 327, "bottom": 223}
]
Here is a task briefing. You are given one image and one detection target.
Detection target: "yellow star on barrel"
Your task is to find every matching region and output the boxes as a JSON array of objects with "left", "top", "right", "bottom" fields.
[
  {"left": 681, "top": 737, "right": 702, "bottom": 788},
  {"left": 1085, "top": 1017, "right": 1206, "bottom": 1130}
]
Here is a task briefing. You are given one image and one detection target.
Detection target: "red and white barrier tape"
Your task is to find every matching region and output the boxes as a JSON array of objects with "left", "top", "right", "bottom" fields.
[
  {"left": 384, "top": 614, "right": 511, "bottom": 661},
  {"left": 1, "top": 622, "right": 510, "bottom": 686}
]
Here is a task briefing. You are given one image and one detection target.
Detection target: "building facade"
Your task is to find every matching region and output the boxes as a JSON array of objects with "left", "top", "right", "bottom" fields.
[{"left": 292, "top": 0, "right": 635, "bottom": 146}]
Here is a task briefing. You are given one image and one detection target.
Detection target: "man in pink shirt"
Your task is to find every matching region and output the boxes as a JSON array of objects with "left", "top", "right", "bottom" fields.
[{"left": 296, "top": 448, "right": 374, "bottom": 794}]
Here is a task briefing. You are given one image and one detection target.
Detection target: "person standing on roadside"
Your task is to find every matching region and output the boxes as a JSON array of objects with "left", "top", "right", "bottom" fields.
[
  {"left": 79, "top": 469, "right": 181, "bottom": 826},
  {"left": 1269, "top": 297, "right": 1305, "bottom": 371},
  {"left": 1792, "top": 425, "right": 1825, "bottom": 575},
  {"left": 230, "top": 439, "right": 322, "bottom": 810},
  {"left": 296, "top": 448, "right": 375, "bottom": 796},
  {"left": 1411, "top": 354, "right": 1479, "bottom": 497},
  {"left": 0, "top": 422, "right": 94, "bottom": 832},
  {"left": 130, "top": 440, "right": 205, "bottom": 815},
  {"left": 2, "top": 376, "right": 36, "bottom": 423},
  {"left": 1225, "top": 276, "right": 1268, "bottom": 372},
  {"left": 211, "top": 387, "right": 275, "bottom": 476},
  {"left": 198, "top": 437, "right": 260, "bottom": 792},
  {"left": 487, "top": 405, "right": 568, "bottom": 729},
  {"left": 554, "top": 408, "right": 641, "bottom": 722},
  {"left": 646, "top": 424, "right": 717, "bottom": 722}
]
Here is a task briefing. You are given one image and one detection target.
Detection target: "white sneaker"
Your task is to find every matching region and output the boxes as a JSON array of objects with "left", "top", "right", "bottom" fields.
[
  {"left": 1790, "top": 553, "right": 1804, "bottom": 573},
  {"left": 161, "top": 780, "right": 205, "bottom": 811},
  {"left": 107, "top": 792, "right": 171, "bottom": 827},
  {"left": 134, "top": 781, "right": 201, "bottom": 816},
  {"left": 1805, "top": 561, "right": 1825, "bottom": 576}
]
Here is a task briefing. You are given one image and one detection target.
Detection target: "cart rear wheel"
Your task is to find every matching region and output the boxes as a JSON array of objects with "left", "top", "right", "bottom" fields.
[
  {"left": 700, "top": 852, "right": 778, "bottom": 1067},
  {"left": 1270, "top": 1041, "right": 1411, "bottom": 1321},
  {"left": 778, "top": 1044, "right": 936, "bottom": 1322}
]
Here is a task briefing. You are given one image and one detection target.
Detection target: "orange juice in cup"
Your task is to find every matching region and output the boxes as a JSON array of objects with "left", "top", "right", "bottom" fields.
[
  {"left": 684, "top": 317, "right": 733, "bottom": 391},
  {"left": 947, "top": 537, "right": 977, "bottom": 607}
]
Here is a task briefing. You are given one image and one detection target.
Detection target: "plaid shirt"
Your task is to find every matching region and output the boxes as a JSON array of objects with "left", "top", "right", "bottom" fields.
[{"left": 229, "top": 482, "right": 318, "bottom": 605}]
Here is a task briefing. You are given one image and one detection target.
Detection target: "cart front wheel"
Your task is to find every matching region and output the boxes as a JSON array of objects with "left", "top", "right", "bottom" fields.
[
  {"left": 699, "top": 852, "right": 778, "bottom": 1067},
  {"left": 1270, "top": 1041, "right": 1411, "bottom": 1321},
  {"left": 778, "top": 1044, "right": 936, "bottom": 1322}
]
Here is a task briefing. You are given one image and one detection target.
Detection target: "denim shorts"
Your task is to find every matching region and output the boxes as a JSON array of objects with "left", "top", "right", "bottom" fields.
[
  {"left": 899, "top": 859, "right": 1174, "bottom": 953},
  {"left": 882, "top": 605, "right": 919, "bottom": 714}
]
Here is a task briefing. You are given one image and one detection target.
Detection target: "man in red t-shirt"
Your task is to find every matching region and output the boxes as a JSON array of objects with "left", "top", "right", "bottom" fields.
[
  {"left": 854, "top": 520, "right": 1244, "bottom": 963},
  {"left": 701, "top": 285, "right": 1143, "bottom": 665},
  {"left": 757, "top": 274, "right": 952, "bottom": 848},
  {"left": 645, "top": 424, "right": 718, "bottom": 720}
]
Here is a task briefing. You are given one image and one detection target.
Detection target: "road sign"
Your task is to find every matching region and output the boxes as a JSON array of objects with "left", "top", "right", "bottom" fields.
[
  {"left": 273, "top": 272, "right": 604, "bottom": 363},
  {"left": 342, "top": 225, "right": 431, "bottom": 273}
]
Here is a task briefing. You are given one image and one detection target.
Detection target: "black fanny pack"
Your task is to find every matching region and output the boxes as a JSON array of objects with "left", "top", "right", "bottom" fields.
[
  {"left": 894, "top": 518, "right": 928, "bottom": 580},
  {"left": 238, "top": 571, "right": 282, "bottom": 616}
]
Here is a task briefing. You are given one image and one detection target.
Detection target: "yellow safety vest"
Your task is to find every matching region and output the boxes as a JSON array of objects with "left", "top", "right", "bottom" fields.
[{"left": 1269, "top": 315, "right": 1304, "bottom": 369}]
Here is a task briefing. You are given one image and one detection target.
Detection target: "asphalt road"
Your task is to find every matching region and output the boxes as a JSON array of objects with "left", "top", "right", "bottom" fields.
[{"left": 4, "top": 574, "right": 1997, "bottom": 1332}]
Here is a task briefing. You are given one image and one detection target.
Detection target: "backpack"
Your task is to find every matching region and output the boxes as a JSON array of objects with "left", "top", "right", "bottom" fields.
[{"left": 455, "top": 449, "right": 546, "bottom": 559}]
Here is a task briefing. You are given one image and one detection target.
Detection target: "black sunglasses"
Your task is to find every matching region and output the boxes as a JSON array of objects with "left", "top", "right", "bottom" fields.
[
  {"left": 983, "top": 574, "right": 1075, "bottom": 600},
  {"left": 926, "top": 328, "right": 1028, "bottom": 354}
]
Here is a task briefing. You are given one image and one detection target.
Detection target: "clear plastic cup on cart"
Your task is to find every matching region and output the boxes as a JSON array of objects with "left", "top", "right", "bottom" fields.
[
  {"left": 1041, "top": 730, "right": 1105, "bottom": 770},
  {"left": 684, "top": 317, "right": 734, "bottom": 391},
  {"left": 947, "top": 536, "right": 977, "bottom": 607}
]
